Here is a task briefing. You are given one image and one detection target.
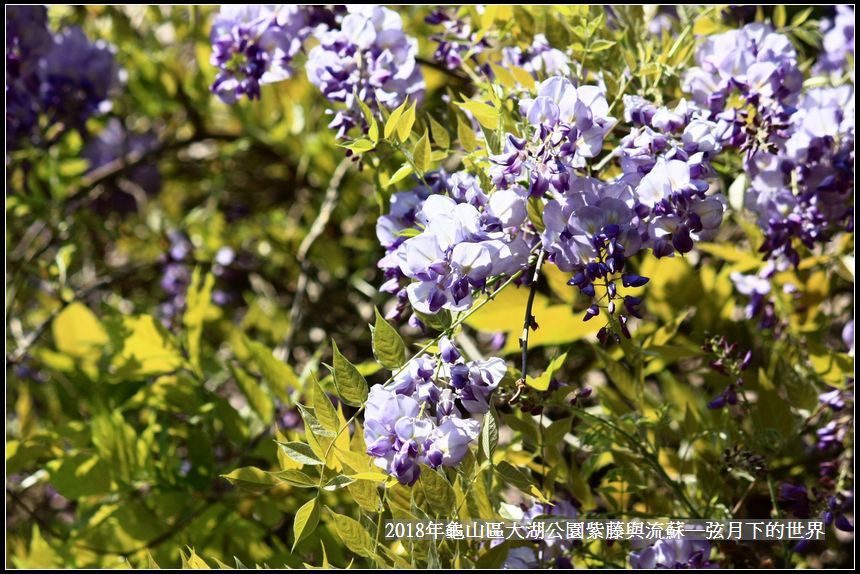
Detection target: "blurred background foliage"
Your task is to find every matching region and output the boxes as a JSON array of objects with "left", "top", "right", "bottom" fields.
[{"left": 5, "top": 5, "right": 853, "bottom": 569}]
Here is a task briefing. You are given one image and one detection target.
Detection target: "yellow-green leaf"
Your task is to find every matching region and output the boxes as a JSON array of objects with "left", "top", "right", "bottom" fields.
[
  {"left": 526, "top": 352, "right": 568, "bottom": 391},
  {"left": 386, "top": 163, "right": 413, "bottom": 188},
  {"left": 313, "top": 379, "right": 340, "bottom": 434},
  {"left": 358, "top": 99, "right": 379, "bottom": 143},
  {"left": 413, "top": 129, "right": 431, "bottom": 173},
  {"left": 384, "top": 99, "right": 408, "bottom": 140},
  {"left": 278, "top": 441, "right": 325, "bottom": 466},
  {"left": 397, "top": 100, "right": 417, "bottom": 142},
  {"left": 456, "top": 98, "right": 500, "bottom": 130},
  {"left": 331, "top": 340, "right": 369, "bottom": 407},
  {"left": 428, "top": 115, "right": 450, "bottom": 149},
  {"left": 181, "top": 549, "right": 211, "bottom": 569},
  {"left": 53, "top": 302, "right": 108, "bottom": 358},
  {"left": 457, "top": 114, "right": 477, "bottom": 152},
  {"left": 328, "top": 511, "right": 376, "bottom": 559},
  {"left": 418, "top": 467, "right": 456, "bottom": 517},
  {"left": 293, "top": 499, "right": 320, "bottom": 550},
  {"left": 371, "top": 308, "right": 406, "bottom": 370},
  {"left": 221, "top": 466, "right": 278, "bottom": 493},
  {"left": 111, "top": 315, "right": 184, "bottom": 376},
  {"left": 183, "top": 267, "right": 215, "bottom": 373},
  {"left": 773, "top": 5, "right": 786, "bottom": 28}
]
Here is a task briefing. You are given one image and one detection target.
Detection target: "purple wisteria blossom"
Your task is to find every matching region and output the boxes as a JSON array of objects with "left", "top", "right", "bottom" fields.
[
  {"left": 485, "top": 77, "right": 730, "bottom": 340},
  {"left": 683, "top": 23, "right": 801, "bottom": 154},
  {"left": 83, "top": 118, "right": 161, "bottom": 214},
  {"left": 425, "top": 9, "right": 489, "bottom": 71},
  {"left": 730, "top": 271, "right": 778, "bottom": 328},
  {"left": 6, "top": 5, "right": 51, "bottom": 147},
  {"left": 499, "top": 499, "right": 580, "bottom": 568},
  {"left": 364, "top": 336, "right": 502, "bottom": 484},
  {"left": 629, "top": 539, "right": 716, "bottom": 569},
  {"left": 744, "top": 85, "right": 854, "bottom": 267},
  {"left": 684, "top": 23, "right": 802, "bottom": 111},
  {"left": 376, "top": 169, "right": 533, "bottom": 322},
  {"left": 6, "top": 11, "right": 119, "bottom": 146},
  {"left": 814, "top": 6, "right": 855, "bottom": 74},
  {"left": 305, "top": 6, "right": 424, "bottom": 138},
  {"left": 39, "top": 27, "right": 120, "bottom": 132},
  {"left": 501, "top": 34, "right": 572, "bottom": 79},
  {"left": 210, "top": 5, "right": 309, "bottom": 103},
  {"left": 682, "top": 21, "right": 854, "bottom": 267},
  {"left": 512, "top": 77, "right": 617, "bottom": 171}
]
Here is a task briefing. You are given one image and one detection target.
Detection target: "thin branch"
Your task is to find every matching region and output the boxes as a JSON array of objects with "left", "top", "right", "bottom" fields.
[
  {"left": 279, "top": 157, "right": 353, "bottom": 362},
  {"left": 511, "top": 250, "right": 546, "bottom": 403}
]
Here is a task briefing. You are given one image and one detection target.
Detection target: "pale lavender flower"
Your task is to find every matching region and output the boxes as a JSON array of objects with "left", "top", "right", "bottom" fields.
[
  {"left": 305, "top": 6, "right": 424, "bottom": 138},
  {"left": 210, "top": 5, "right": 307, "bottom": 103},
  {"left": 630, "top": 539, "right": 716, "bottom": 569},
  {"left": 814, "top": 6, "right": 855, "bottom": 74}
]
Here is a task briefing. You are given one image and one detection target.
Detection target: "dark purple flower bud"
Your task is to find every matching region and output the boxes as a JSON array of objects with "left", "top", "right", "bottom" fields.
[
  {"left": 707, "top": 394, "right": 726, "bottom": 409},
  {"left": 624, "top": 296, "right": 643, "bottom": 318},
  {"left": 672, "top": 226, "right": 694, "bottom": 253},
  {"left": 619, "top": 315, "right": 631, "bottom": 339},
  {"left": 835, "top": 514, "right": 854, "bottom": 532},
  {"left": 652, "top": 238, "right": 675, "bottom": 258},
  {"left": 583, "top": 305, "right": 600, "bottom": 322},
  {"left": 597, "top": 326, "right": 609, "bottom": 345},
  {"left": 439, "top": 336, "right": 461, "bottom": 364},
  {"left": 621, "top": 274, "right": 649, "bottom": 288}
]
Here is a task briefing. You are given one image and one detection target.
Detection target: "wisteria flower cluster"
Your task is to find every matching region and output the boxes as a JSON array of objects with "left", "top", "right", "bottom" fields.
[
  {"left": 629, "top": 539, "right": 716, "bottom": 569},
  {"left": 209, "top": 5, "right": 311, "bottom": 103},
  {"left": 376, "top": 170, "right": 534, "bottom": 323},
  {"left": 500, "top": 499, "right": 580, "bottom": 568},
  {"left": 744, "top": 84, "right": 855, "bottom": 267},
  {"left": 6, "top": 5, "right": 119, "bottom": 147},
  {"left": 305, "top": 6, "right": 425, "bottom": 137},
  {"left": 364, "top": 336, "right": 505, "bottom": 484},
  {"left": 210, "top": 5, "right": 423, "bottom": 138},
  {"left": 683, "top": 22, "right": 802, "bottom": 153},
  {"left": 683, "top": 18, "right": 855, "bottom": 268},
  {"left": 492, "top": 77, "right": 726, "bottom": 338},
  {"left": 425, "top": 9, "right": 490, "bottom": 72},
  {"left": 501, "top": 33, "right": 572, "bottom": 79}
]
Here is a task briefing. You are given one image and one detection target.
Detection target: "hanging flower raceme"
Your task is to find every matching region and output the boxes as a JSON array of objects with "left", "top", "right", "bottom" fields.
[
  {"left": 629, "top": 539, "right": 716, "bottom": 569},
  {"left": 305, "top": 6, "right": 424, "bottom": 138},
  {"left": 363, "top": 337, "right": 503, "bottom": 485},
  {"left": 5, "top": 5, "right": 52, "bottom": 148},
  {"left": 425, "top": 9, "right": 489, "bottom": 71},
  {"left": 814, "top": 6, "right": 855, "bottom": 75},
  {"left": 493, "top": 79, "right": 727, "bottom": 339},
  {"left": 745, "top": 85, "right": 855, "bottom": 267},
  {"left": 5, "top": 8, "right": 119, "bottom": 146},
  {"left": 376, "top": 169, "right": 534, "bottom": 324},
  {"left": 83, "top": 118, "right": 161, "bottom": 215},
  {"left": 683, "top": 23, "right": 802, "bottom": 154},
  {"left": 209, "top": 5, "right": 310, "bottom": 103},
  {"left": 501, "top": 33, "right": 572, "bottom": 79}
]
